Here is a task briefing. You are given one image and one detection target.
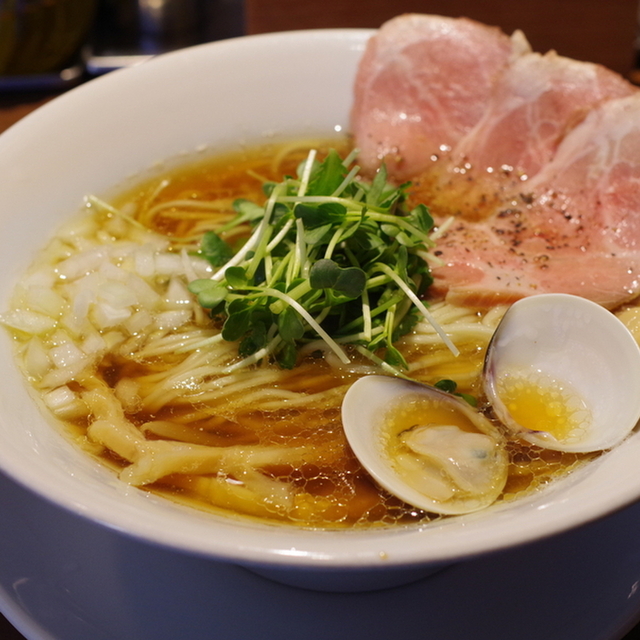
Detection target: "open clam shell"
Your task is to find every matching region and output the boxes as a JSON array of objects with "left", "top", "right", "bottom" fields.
[
  {"left": 342, "top": 376, "right": 508, "bottom": 515},
  {"left": 484, "top": 293, "right": 640, "bottom": 453}
]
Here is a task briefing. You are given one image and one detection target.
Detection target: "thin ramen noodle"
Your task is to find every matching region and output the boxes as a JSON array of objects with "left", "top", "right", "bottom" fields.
[{"left": 2, "top": 140, "right": 604, "bottom": 528}]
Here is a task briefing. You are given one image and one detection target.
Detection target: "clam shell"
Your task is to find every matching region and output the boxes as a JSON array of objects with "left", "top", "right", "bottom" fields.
[
  {"left": 342, "top": 376, "right": 508, "bottom": 515},
  {"left": 484, "top": 293, "right": 640, "bottom": 452}
]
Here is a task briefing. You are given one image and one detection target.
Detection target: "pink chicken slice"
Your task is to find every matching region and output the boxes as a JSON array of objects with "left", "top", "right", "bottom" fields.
[
  {"left": 431, "top": 93, "right": 640, "bottom": 308},
  {"left": 421, "top": 51, "right": 637, "bottom": 220},
  {"left": 454, "top": 52, "right": 636, "bottom": 180},
  {"left": 351, "top": 14, "right": 640, "bottom": 308},
  {"left": 351, "top": 14, "right": 531, "bottom": 181}
]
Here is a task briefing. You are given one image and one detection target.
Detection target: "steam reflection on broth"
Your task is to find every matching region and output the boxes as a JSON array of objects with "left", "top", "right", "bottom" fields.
[{"left": 3, "top": 140, "right": 603, "bottom": 528}]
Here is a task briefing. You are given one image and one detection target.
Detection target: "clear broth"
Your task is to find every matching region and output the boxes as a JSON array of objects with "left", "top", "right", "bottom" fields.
[{"left": 7, "top": 140, "right": 598, "bottom": 529}]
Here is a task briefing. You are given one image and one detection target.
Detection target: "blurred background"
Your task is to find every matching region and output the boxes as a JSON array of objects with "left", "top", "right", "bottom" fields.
[
  {"left": 1, "top": 1, "right": 640, "bottom": 639},
  {"left": 0, "top": 0, "right": 637, "bottom": 89},
  {"left": 248, "top": 0, "right": 639, "bottom": 77},
  {"left": 0, "top": 0, "right": 244, "bottom": 86}
]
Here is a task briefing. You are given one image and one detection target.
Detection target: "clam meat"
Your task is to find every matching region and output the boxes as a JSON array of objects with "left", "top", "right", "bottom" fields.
[
  {"left": 341, "top": 376, "right": 509, "bottom": 515},
  {"left": 342, "top": 293, "right": 640, "bottom": 516}
]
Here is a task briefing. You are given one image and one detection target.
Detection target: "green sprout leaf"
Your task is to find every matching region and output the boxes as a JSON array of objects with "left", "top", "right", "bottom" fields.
[
  {"left": 239, "top": 321, "right": 268, "bottom": 357},
  {"left": 278, "top": 306, "right": 305, "bottom": 343},
  {"left": 306, "top": 149, "right": 347, "bottom": 196},
  {"left": 366, "top": 164, "right": 388, "bottom": 207},
  {"left": 187, "top": 148, "right": 455, "bottom": 371},
  {"left": 225, "top": 266, "right": 250, "bottom": 289},
  {"left": 434, "top": 379, "right": 477, "bottom": 406},
  {"left": 384, "top": 344, "right": 409, "bottom": 370},
  {"left": 188, "top": 279, "right": 228, "bottom": 309},
  {"left": 409, "top": 203, "right": 434, "bottom": 233},
  {"left": 200, "top": 231, "right": 234, "bottom": 267},
  {"left": 221, "top": 302, "right": 252, "bottom": 341},
  {"left": 275, "top": 341, "right": 298, "bottom": 369},
  {"left": 309, "top": 259, "right": 366, "bottom": 299}
]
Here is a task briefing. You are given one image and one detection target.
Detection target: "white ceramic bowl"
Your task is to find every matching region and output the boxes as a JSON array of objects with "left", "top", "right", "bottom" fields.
[{"left": 1, "top": 29, "right": 640, "bottom": 601}]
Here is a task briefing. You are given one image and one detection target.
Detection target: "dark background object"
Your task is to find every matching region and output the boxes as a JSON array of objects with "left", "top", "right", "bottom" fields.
[
  {"left": 0, "top": 0, "right": 245, "bottom": 87},
  {"left": 0, "top": 0, "right": 96, "bottom": 90},
  {"left": 87, "top": 0, "right": 244, "bottom": 72},
  {"left": 0, "top": 0, "right": 96, "bottom": 75}
]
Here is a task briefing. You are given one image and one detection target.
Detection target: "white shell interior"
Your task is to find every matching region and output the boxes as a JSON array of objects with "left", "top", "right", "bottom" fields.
[
  {"left": 1, "top": 33, "right": 640, "bottom": 576},
  {"left": 341, "top": 375, "right": 508, "bottom": 515},
  {"left": 484, "top": 293, "right": 640, "bottom": 452}
]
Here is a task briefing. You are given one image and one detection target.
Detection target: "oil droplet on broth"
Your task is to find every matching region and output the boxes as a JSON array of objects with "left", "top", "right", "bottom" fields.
[{"left": 496, "top": 370, "right": 591, "bottom": 443}]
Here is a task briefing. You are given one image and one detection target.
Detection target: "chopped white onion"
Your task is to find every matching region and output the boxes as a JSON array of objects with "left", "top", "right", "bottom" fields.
[
  {"left": 43, "top": 386, "right": 88, "bottom": 420},
  {"left": 92, "top": 302, "right": 133, "bottom": 329},
  {"left": 24, "top": 287, "right": 66, "bottom": 318},
  {"left": 134, "top": 244, "right": 156, "bottom": 278},
  {"left": 97, "top": 280, "right": 138, "bottom": 309},
  {"left": 125, "top": 273, "right": 161, "bottom": 308},
  {"left": 23, "top": 338, "right": 51, "bottom": 379},
  {"left": 124, "top": 309, "right": 154, "bottom": 336},
  {"left": 165, "top": 277, "right": 193, "bottom": 308},
  {"left": 0, "top": 309, "right": 58, "bottom": 335},
  {"left": 155, "top": 253, "right": 184, "bottom": 276},
  {"left": 81, "top": 330, "right": 107, "bottom": 356},
  {"left": 41, "top": 356, "right": 90, "bottom": 388},
  {"left": 57, "top": 248, "right": 108, "bottom": 281},
  {"left": 20, "top": 269, "right": 57, "bottom": 289},
  {"left": 49, "top": 341, "right": 86, "bottom": 369},
  {"left": 155, "top": 309, "right": 192, "bottom": 331}
]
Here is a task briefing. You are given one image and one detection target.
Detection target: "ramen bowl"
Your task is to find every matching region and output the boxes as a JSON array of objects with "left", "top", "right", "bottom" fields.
[{"left": 2, "top": 28, "right": 640, "bottom": 638}]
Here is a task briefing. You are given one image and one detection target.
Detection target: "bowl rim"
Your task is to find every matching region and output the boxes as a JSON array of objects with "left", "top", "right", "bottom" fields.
[{"left": 1, "top": 27, "right": 640, "bottom": 574}]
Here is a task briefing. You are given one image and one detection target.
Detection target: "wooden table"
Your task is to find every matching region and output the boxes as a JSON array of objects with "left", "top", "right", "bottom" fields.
[{"left": 2, "top": 2, "right": 640, "bottom": 636}]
